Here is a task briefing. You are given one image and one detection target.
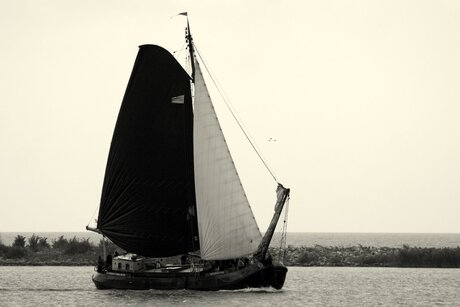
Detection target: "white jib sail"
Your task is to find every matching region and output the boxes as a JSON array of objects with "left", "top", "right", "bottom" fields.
[{"left": 193, "top": 61, "right": 262, "bottom": 260}]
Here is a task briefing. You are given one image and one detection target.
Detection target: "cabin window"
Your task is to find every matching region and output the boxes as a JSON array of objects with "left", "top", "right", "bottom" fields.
[
  {"left": 117, "top": 262, "right": 122, "bottom": 270},
  {"left": 125, "top": 263, "right": 130, "bottom": 270}
]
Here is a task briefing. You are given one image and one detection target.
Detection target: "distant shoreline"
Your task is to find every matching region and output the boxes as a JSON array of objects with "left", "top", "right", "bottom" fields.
[
  {"left": 273, "top": 245, "right": 460, "bottom": 268},
  {"left": 1, "top": 237, "right": 459, "bottom": 268},
  {"left": 2, "top": 232, "right": 460, "bottom": 248}
]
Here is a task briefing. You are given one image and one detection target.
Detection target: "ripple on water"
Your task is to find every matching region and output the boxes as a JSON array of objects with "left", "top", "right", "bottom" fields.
[{"left": 1, "top": 266, "right": 460, "bottom": 306}]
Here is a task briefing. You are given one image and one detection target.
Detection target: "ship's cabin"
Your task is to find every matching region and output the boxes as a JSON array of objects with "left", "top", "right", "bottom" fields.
[{"left": 112, "top": 253, "right": 145, "bottom": 272}]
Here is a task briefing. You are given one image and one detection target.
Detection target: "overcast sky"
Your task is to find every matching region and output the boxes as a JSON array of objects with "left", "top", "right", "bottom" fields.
[{"left": 1, "top": 0, "right": 459, "bottom": 233}]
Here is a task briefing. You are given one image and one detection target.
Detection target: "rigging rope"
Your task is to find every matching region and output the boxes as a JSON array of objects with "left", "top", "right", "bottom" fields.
[
  {"left": 278, "top": 195, "right": 290, "bottom": 262},
  {"left": 173, "top": 42, "right": 186, "bottom": 57},
  {"left": 193, "top": 44, "right": 279, "bottom": 184}
]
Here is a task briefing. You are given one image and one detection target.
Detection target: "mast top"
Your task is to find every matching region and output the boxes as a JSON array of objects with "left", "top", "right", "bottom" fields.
[{"left": 183, "top": 13, "right": 195, "bottom": 82}]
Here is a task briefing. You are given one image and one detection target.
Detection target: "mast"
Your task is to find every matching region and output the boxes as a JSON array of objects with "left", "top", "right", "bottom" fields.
[
  {"left": 255, "top": 184, "right": 290, "bottom": 262},
  {"left": 185, "top": 18, "right": 195, "bottom": 82}
]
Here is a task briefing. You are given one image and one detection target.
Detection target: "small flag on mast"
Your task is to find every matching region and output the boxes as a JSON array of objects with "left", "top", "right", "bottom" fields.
[{"left": 178, "top": 12, "right": 188, "bottom": 16}]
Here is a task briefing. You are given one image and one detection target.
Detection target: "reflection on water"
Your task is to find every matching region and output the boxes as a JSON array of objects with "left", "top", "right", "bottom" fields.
[{"left": 0, "top": 266, "right": 459, "bottom": 306}]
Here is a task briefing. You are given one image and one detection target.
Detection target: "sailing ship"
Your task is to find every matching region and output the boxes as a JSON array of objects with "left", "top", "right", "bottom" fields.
[{"left": 87, "top": 16, "right": 290, "bottom": 291}]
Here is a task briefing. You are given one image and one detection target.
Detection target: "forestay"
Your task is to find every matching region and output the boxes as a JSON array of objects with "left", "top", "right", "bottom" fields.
[{"left": 193, "top": 61, "right": 262, "bottom": 260}]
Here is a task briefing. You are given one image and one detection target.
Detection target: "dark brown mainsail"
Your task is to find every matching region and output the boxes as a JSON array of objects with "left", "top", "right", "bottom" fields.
[{"left": 96, "top": 45, "right": 199, "bottom": 257}]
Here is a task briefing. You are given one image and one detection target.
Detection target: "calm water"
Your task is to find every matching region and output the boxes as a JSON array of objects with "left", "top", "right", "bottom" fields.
[
  {"left": 0, "top": 266, "right": 459, "bottom": 306},
  {"left": 2, "top": 232, "right": 460, "bottom": 248}
]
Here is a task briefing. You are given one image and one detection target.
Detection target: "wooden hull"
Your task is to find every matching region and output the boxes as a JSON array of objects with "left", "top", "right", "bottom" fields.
[{"left": 92, "top": 263, "right": 287, "bottom": 291}]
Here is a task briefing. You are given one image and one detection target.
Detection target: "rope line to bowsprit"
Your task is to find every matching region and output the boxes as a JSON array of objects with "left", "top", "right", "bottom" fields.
[
  {"left": 193, "top": 43, "right": 279, "bottom": 184},
  {"left": 279, "top": 195, "right": 290, "bottom": 261}
]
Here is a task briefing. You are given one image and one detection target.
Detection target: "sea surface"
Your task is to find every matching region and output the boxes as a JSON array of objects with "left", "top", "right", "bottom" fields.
[
  {"left": 0, "top": 266, "right": 459, "bottom": 306},
  {"left": 1, "top": 232, "right": 460, "bottom": 248}
]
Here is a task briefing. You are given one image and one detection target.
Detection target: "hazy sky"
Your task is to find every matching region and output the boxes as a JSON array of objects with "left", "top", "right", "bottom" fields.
[{"left": 1, "top": 0, "right": 459, "bottom": 233}]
